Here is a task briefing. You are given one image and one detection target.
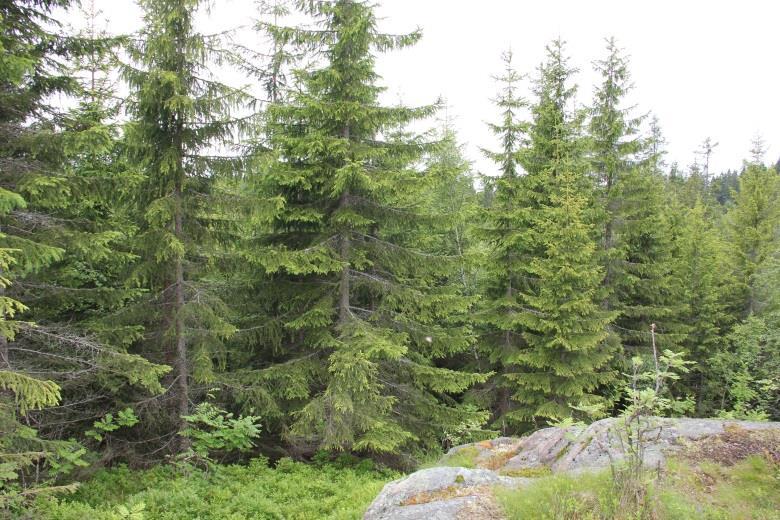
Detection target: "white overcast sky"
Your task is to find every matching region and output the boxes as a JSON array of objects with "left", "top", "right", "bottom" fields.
[{"left": 68, "top": 0, "right": 780, "bottom": 176}]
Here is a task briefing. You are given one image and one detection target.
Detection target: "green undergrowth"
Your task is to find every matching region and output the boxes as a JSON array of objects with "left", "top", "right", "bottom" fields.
[
  {"left": 22, "top": 456, "right": 399, "bottom": 520},
  {"left": 495, "top": 454, "right": 780, "bottom": 519}
]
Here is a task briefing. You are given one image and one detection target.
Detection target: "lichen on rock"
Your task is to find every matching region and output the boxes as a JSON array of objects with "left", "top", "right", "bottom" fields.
[{"left": 363, "top": 417, "right": 780, "bottom": 520}]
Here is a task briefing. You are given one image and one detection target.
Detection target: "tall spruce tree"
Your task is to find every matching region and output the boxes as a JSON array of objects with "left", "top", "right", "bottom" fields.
[
  {"left": 588, "top": 40, "right": 682, "bottom": 378},
  {"left": 506, "top": 40, "right": 617, "bottom": 425},
  {"left": 0, "top": 0, "right": 167, "bottom": 492},
  {"left": 28, "top": 0, "right": 170, "bottom": 410},
  {"left": 230, "top": 0, "right": 487, "bottom": 454},
  {"left": 589, "top": 38, "right": 643, "bottom": 305},
  {"left": 474, "top": 50, "right": 531, "bottom": 430},
  {"left": 123, "top": 0, "right": 248, "bottom": 448}
]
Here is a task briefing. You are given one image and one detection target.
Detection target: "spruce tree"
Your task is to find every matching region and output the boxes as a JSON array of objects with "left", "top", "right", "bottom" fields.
[
  {"left": 589, "top": 37, "right": 643, "bottom": 304},
  {"left": 588, "top": 41, "right": 683, "bottom": 377},
  {"left": 231, "top": 0, "right": 487, "bottom": 453},
  {"left": 507, "top": 40, "right": 617, "bottom": 425},
  {"left": 473, "top": 50, "right": 531, "bottom": 430},
  {"left": 726, "top": 157, "right": 780, "bottom": 316},
  {"left": 481, "top": 50, "right": 527, "bottom": 179},
  {"left": 0, "top": 0, "right": 73, "bottom": 374},
  {"left": 0, "top": 1, "right": 171, "bottom": 474},
  {"left": 671, "top": 199, "right": 732, "bottom": 413},
  {"left": 123, "top": 0, "right": 248, "bottom": 446},
  {"left": 0, "top": 0, "right": 164, "bottom": 491}
]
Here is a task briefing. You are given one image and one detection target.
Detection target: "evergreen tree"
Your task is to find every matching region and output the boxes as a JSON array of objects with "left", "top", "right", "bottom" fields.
[
  {"left": 481, "top": 50, "right": 526, "bottom": 179},
  {"left": 0, "top": 0, "right": 164, "bottom": 494},
  {"left": 473, "top": 50, "right": 531, "bottom": 430},
  {"left": 230, "top": 0, "right": 487, "bottom": 454},
  {"left": 0, "top": 0, "right": 73, "bottom": 375},
  {"left": 22, "top": 1, "right": 171, "bottom": 424},
  {"left": 507, "top": 40, "right": 617, "bottom": 425},
  {"left": 123, "top": 0, "right": 249, "bottom": 448},
  {"left": 589, "top": 38, "right": 644, "bottom": 299},
  {"left": 588, "top": 40, "right": 681, "bottom": 361},
  {"left": 726, "top": 158, "right": 780, "bottom": 315},
  {"left": 587, "top": 44, "right": 694, "bottom": 407},
  {"left": 671, "top": 200, "right": 732, "bottom": 413}
]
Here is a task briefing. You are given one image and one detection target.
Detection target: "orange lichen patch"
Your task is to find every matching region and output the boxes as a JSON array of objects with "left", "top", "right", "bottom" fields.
[
  {"left": 401, "top": 484, "right": 493, "bottom": 506},
  {"left": 478, "top": 440, "right": 493, "bottom": 449},
  {"left": 482, "top": 447, "right": 522, "bottom": 470},
  {"left": 679, "top": 426, "right": 780, "bottom": 466}
]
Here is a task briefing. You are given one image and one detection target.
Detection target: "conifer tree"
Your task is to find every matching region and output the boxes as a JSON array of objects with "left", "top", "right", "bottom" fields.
[
  {"left": 473, "top": 51, "right": 531, "bottom": 430},
  {"left": 0, "top": 0, "right": 73, "bottom": 374},
  {"left": 671, "top": 199, "right": 732, "bottom": 412},
  {"left": 27, "top": 2, "right": 173, "bottom": 431},
  {"left": 123, "top": 0, "right": 249, "bottom": 445},
  {"left": 589, "top": 38, "right": 643, "bottom": 303},
  {"left": 726, "top": 157, "right": 780, "bottom": 316},
  {"left": 481, "top": 50, "right": 527, "bottom": 180},
  {"left": 0, "top": 0, "right": 162, "bottom": 492},
  {"left": 0, "top": 0, "right": 170, "bottom": 469},
  {"left": 507, "top": 40, "right": 617, "bottom": 425},
  {"left": 589, "top": 41, "right": 682, "bottom": 372},
  {"left": 231, "top": 0, "right": 487, "bottom": 453}
]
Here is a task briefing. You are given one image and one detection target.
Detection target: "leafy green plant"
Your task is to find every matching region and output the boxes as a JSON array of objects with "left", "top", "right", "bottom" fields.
[
  {"left": 86, "top": 408, "right": 140, "bottom": 443},
  {"left": 606, "top": 324, "right": 694, "bottom": 515},
  {"left": 178, "top": 403, "right": 261, "bottom": 466}
]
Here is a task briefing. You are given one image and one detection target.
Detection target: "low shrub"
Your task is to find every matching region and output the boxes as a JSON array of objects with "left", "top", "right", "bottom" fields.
[{"left": 24, "top": 457, "right": 398, "bottom": 520}]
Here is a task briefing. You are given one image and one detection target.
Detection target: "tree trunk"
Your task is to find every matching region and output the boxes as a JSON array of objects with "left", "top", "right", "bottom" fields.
[
  {"left": 338, "top": 125, "right": 351, "bottom": 324},
  {"left": 0, "top": 221, "right": 9, "bottom": 369},
  {"left": 173, "top": 182, "right": 189, "bottom": 444},
  {"left": 0, "top": 281, "right": 8, "bottom": 369}
]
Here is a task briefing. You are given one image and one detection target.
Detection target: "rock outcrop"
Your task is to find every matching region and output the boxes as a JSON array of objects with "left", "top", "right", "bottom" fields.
[{"left": 364, "top": 417, "right": 780, "bottom": 520}]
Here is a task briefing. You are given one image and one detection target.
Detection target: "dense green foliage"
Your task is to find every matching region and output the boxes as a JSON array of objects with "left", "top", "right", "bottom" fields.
[
  {"left": 222, "top": 0, "right": 486, "bottom": 455},
  {"left": 0, "top": 0, "right": 778, "bottom": 515},
  {"left": 27, "top": 457, "right": 397, "bottom": 519}
]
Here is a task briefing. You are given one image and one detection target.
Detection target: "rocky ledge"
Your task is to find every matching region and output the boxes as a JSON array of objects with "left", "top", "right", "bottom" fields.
[{"left": 364, "top": 417, "right": 780, "bottom": 520}]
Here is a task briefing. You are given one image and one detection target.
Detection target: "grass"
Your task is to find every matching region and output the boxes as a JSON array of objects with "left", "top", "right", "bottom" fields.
[
  {"left": 438, "top": 446, "right": 480, "bottom": 469},
  {"left": 495, "top": 454, "right": 780, "bottom": 520},
  {"left": 23, "top": 457, "right": 399, "bottom": 520},
  {"left": 499, "top": 466, "right": 552, "bottom": 478}
]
